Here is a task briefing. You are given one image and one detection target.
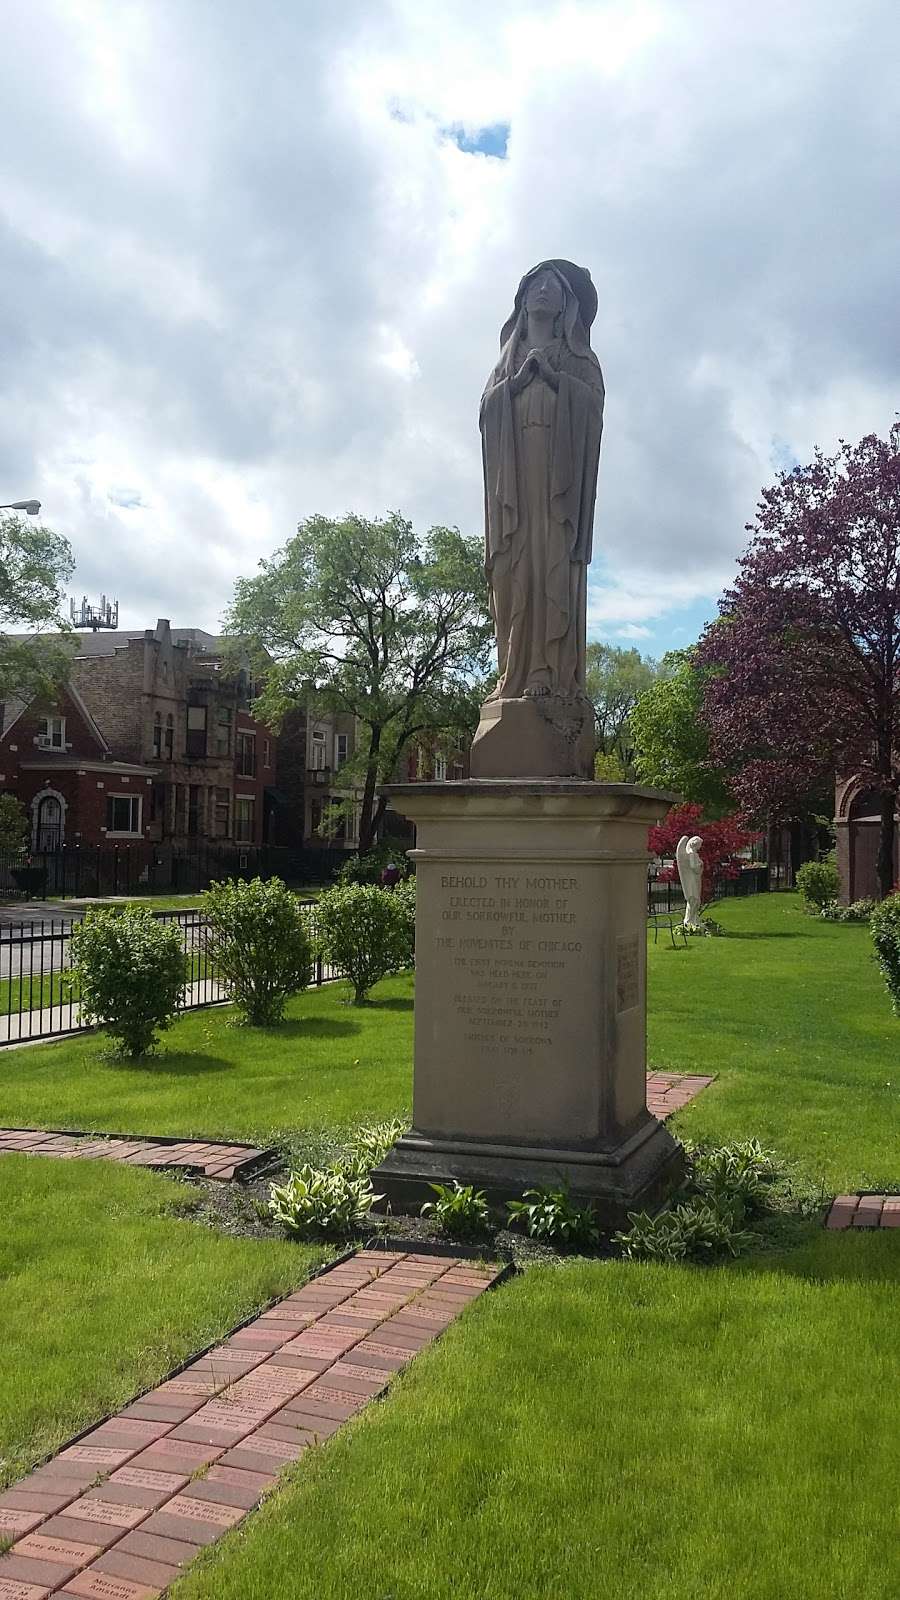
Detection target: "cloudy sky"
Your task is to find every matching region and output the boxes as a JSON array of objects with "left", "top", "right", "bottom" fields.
[{"left": 1, "top": 0, "right": 898, "bottom": 655}]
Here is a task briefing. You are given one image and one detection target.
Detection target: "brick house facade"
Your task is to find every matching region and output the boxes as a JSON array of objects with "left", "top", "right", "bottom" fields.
[{"left": 0, "top": 621, "right": 276, "bottom": 855}]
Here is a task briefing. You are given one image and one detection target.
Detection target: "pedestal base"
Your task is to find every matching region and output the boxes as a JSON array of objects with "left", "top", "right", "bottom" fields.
[
  {"left": 375, "top": 779, "right": 681, "bottom": 1226},
  {"left": 470, "top": 695, "right": 595, "bottom": 779},
  {"left": 372, "top": 1115, "right": 685, "bottom": 1230}
]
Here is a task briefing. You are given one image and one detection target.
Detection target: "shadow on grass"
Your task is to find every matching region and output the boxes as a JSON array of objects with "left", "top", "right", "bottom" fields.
[
  {"left": 112, "top": 1052, "right": 236, "bottom": 1077},
  {"left": 722, "top": 931, "right": 801, "bottom": 941},
  {"left": 265, "top": 1017, "right": 361, "bottom": 1040},
  {"left": 363, "top": 995, "right": 415, "bottom": 1012}
]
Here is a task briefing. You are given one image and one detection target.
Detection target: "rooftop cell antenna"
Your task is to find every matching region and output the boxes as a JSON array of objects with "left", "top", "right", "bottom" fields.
[{"left": 70, "top": 595, "right": 119, "bottom": 631}]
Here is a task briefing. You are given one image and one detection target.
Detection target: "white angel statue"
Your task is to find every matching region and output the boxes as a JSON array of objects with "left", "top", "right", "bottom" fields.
[{"left": 676, "top": 835, "right": 704, "bottom": 932}]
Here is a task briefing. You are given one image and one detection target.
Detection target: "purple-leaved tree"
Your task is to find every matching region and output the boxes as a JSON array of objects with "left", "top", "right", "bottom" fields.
[{"left": 698, "top": 424, "right": 900, "bottom": 898}]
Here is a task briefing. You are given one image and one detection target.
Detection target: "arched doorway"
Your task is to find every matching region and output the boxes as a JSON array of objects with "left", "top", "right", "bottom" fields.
[{"left": 32, "top": 791, "right": 65, "bottom": 851}]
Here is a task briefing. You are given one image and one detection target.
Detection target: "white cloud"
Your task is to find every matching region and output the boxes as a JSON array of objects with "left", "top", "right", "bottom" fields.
[{"left": 0, "top": 0, "right": 897, "bottom": 647}]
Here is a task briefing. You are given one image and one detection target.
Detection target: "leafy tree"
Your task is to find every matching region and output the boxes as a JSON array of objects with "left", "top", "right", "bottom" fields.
[
  {"left": 0, "top": 512, "right": 74, "bottom": 700},
  {"left": 630, "top": 649, "right": 733, "bottom": 812},
  {"left": 0, "top": 794, "right": 28, "bottom": 851},
  {"left": 227, "top": 513, "right": 492, "bottom": 852},
  {"left": 585, "top": 643, "right": 657, "bottom": 774},
  {"left": 698, "top": 425, "right": 900, "bottom": 897},
  {"left": 648, "top": 802, "right": 759, "bottom": 905}
]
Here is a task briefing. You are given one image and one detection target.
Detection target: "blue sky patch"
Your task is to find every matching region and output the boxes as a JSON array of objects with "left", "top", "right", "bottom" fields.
[{"left": 444, "top": 122, "right": 510, "bottom": 158}]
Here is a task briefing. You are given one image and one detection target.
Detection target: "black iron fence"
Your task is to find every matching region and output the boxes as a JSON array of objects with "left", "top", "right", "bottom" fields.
[
  {"left": 648, "top": 863, "right": 771, "bottom": 914},
  {"left": 0, "top": 843, "right": 348, "bottom": 903},
  {"left": 0, "top": 902, "right": 340, "bottom": 1047}
]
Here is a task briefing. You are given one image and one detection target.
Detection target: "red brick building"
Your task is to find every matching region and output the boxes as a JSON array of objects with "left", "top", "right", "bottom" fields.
[{"left": 0, "top": 621, "right": 275, "bottom": 857}]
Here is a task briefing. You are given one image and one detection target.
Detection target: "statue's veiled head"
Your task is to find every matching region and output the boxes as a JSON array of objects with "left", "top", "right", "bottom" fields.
[{"left": 499, "top": 259, "right": 598, "bottom": 357}]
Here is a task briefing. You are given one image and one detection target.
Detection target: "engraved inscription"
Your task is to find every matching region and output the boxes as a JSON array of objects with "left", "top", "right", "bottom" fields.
[
  {"left": 616, "top": 933, "right": 639, "bottom": 1013},
  {"left": 434, "top": 870, "right": 587, "bottom": 1059}
]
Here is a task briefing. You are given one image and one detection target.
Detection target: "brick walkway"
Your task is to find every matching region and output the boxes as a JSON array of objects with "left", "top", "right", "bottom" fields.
[
  {"left": 646, "top": 1072, "right": 715, "bottom": 1118},
  {"left": 825, "top": 1194, "right": 900, "bottom": 1229},
  {"left": 0, "top": 1249, "right": 503, "bottom": 1599},
  {"left": 0, "top": 1130, "right": 272, "bottom": 1182}
]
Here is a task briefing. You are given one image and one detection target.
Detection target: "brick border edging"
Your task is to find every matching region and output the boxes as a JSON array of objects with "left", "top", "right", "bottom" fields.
[
  {"left": 0, "top": 1129, "right": 278, "bottom": 1183},
  {"left": 824, "top": 1193, "right": 900, "bottom": 1229},
  {"left": 0, "top": 1248, "right": 507, "bottom": 1599}
]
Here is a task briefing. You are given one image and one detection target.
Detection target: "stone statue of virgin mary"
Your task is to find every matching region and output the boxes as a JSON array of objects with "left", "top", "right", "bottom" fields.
[{"left": 471, "top": 260, "right": 605, "bottom": 778}]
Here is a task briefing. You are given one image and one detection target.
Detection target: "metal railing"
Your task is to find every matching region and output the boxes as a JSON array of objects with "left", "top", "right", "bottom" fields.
[{"left": 0, "top": 902, "right": 340, "bottom": 1047}]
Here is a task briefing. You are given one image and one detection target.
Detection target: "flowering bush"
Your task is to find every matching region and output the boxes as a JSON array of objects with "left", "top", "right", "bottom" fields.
[{"left": 649, "top": 802, "right": 760, "bottom": 906}]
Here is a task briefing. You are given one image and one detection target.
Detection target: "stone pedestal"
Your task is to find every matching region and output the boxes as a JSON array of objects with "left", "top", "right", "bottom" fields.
[
  {"left": 470, "top": 695, "right": 594, "bottom": 779},
  {"left": 372, "top": 780, "right": 683, "bottom": 1228}
]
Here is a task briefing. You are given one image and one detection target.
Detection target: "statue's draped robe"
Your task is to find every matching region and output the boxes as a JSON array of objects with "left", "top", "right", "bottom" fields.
[{"left": 481, "top": 335, "right": 604, "bottom": 700}]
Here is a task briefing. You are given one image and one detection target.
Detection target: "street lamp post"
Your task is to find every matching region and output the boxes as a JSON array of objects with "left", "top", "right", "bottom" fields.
[{"left": 0, "top": 500, "right": 41, "bottom": 515}]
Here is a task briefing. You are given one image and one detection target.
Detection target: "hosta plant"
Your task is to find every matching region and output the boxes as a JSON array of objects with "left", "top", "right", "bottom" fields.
[
  {"left": 340, "top": 1118, "right": 406, "bottom": 1177},
  {"left": 615, "top": 1199, "right": 757, "bottom": 1263},
  {"left": 689, "top": 1138, "right": 777, "bottom": 1217},
  {"left": 269, "top": 1163, "right": 381, "bottom": 1238},
  {"left": 506, "top": 1185, "right": 599, "bottom": 1248},
  {"left": 421, "top": 1181, "right": 491, "bottom": 1240}
]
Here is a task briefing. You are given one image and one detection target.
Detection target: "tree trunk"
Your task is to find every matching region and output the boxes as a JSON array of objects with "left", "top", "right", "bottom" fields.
[
  {"left": 877, "top": 789, "right": 895, "bottom": 900},
  {"left": 357, "top": 727, "right": 382, "bottom": 854}
]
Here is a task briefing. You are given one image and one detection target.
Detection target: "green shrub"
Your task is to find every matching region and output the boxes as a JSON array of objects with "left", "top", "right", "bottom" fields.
[
  {"left": 68, "top": 907, "right": 187, "bottom": 1057},
  {"left": 337, "top": 843, "right": 410, "bottom": 887},
  {"left": 795, "top": 859, "right": 840, "bottom": 912},
  {"left": 506, "top": 1186, "right": 599, "bottom": 1248},
  {"left": 269, "top": 1163, "right": 381, "bottom": 1238},
  {"left": 316, "top": 883, "right": 410, "bottom": 1004},
  {"left": 615, "top": 1199, "right": 757, "bottom": 1263},
  {"left": 392, "top": 877, "right": 416, "bottom": 966},
  {"left": 421, "top": 1181, "right": 491, "bottom": 1239},
  {"left": 0, "top": 794, "right": 28, "bottom": 851},
  {"left": 870, "top": 892, "right": 900, "bottom": 1015},
  {"left": 201, "top": 876, "right": 313, "bottom": 1025}
]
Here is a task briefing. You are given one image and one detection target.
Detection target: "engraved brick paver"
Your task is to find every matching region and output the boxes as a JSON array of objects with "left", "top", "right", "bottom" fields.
[
  {"left": 825, "top": 1193, "right": 900, "bottom": 1229},
  {"left": 646, "top": 1073, "right": 715, "bottom": 1118},
  {"left": 0, "top": 1131, "right": 272, "bottom": 1182},
  {"left": 3, "top": 1249, "right": 504, "bottom": 1596}
]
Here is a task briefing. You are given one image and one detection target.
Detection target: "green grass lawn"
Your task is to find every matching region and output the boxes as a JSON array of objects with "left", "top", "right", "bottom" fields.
[
  {"left": 0, "top": 976, "right": 413, "bottom": 1145},
  {"left": 175, "top": 1236, "right": 899, "bottom": 1600},
  {"left": 3, "top": 891, "right": 898, "bottom": 1599},
  {"left": 647, "top": 893, "right": 899, "bottom": 1189},
  {"left": 0, "top": 1154, "right": 328, "bottom": 1488},
  {"left": 37, "top": 887, "right": 325, "bottom": 912}
]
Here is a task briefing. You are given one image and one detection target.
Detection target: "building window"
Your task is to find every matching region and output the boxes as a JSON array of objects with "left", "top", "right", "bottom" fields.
[
  {"left": 186, "top": 705, "right": 207, "bottom": 758},
  {"left": 416, "top": 746, "right": 425, "bottom": 779},
  {"left": 152, "top": 713, "right": 162, "bottom": 759},
  {"left": 107, "top": 794, "right": 142, "bottom": 835},
  {"left": 309, "top": 797, "right": 323, "bottom": 835},
  {"left": 38, "top": 716, "right": 66, "bottom": 750},
  {"left": 334, "top": 732, "right": 348, "bottom": 768},
  {"left": 310, "top": 730, "right": 327, "bottom": 771},
  {"left": 188, "top": 784, "right": 201, "bottom": 837},
  {"left": 214, "top": 787, "right": 230, "bottom": 837},
  {"left": 214, "top": 706, "right": 233, "bottom": 757},
  {"left": 150, "top": 783, "right": 166, "bottom": 825},
  {"left": 235, "top": 796, "right": 255, "bottom": 843},
  {"left": 263, "top": 737, "right": 271, "bottom": 769},
  {"left": 434, "top": 752, "right": 447, "bottom": 781},
  {"left": 236, "top": 731, "right": 256, "bottom": 777},
  {"left": 164, "top": 713, "right": 174, "bottom": 758}
]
